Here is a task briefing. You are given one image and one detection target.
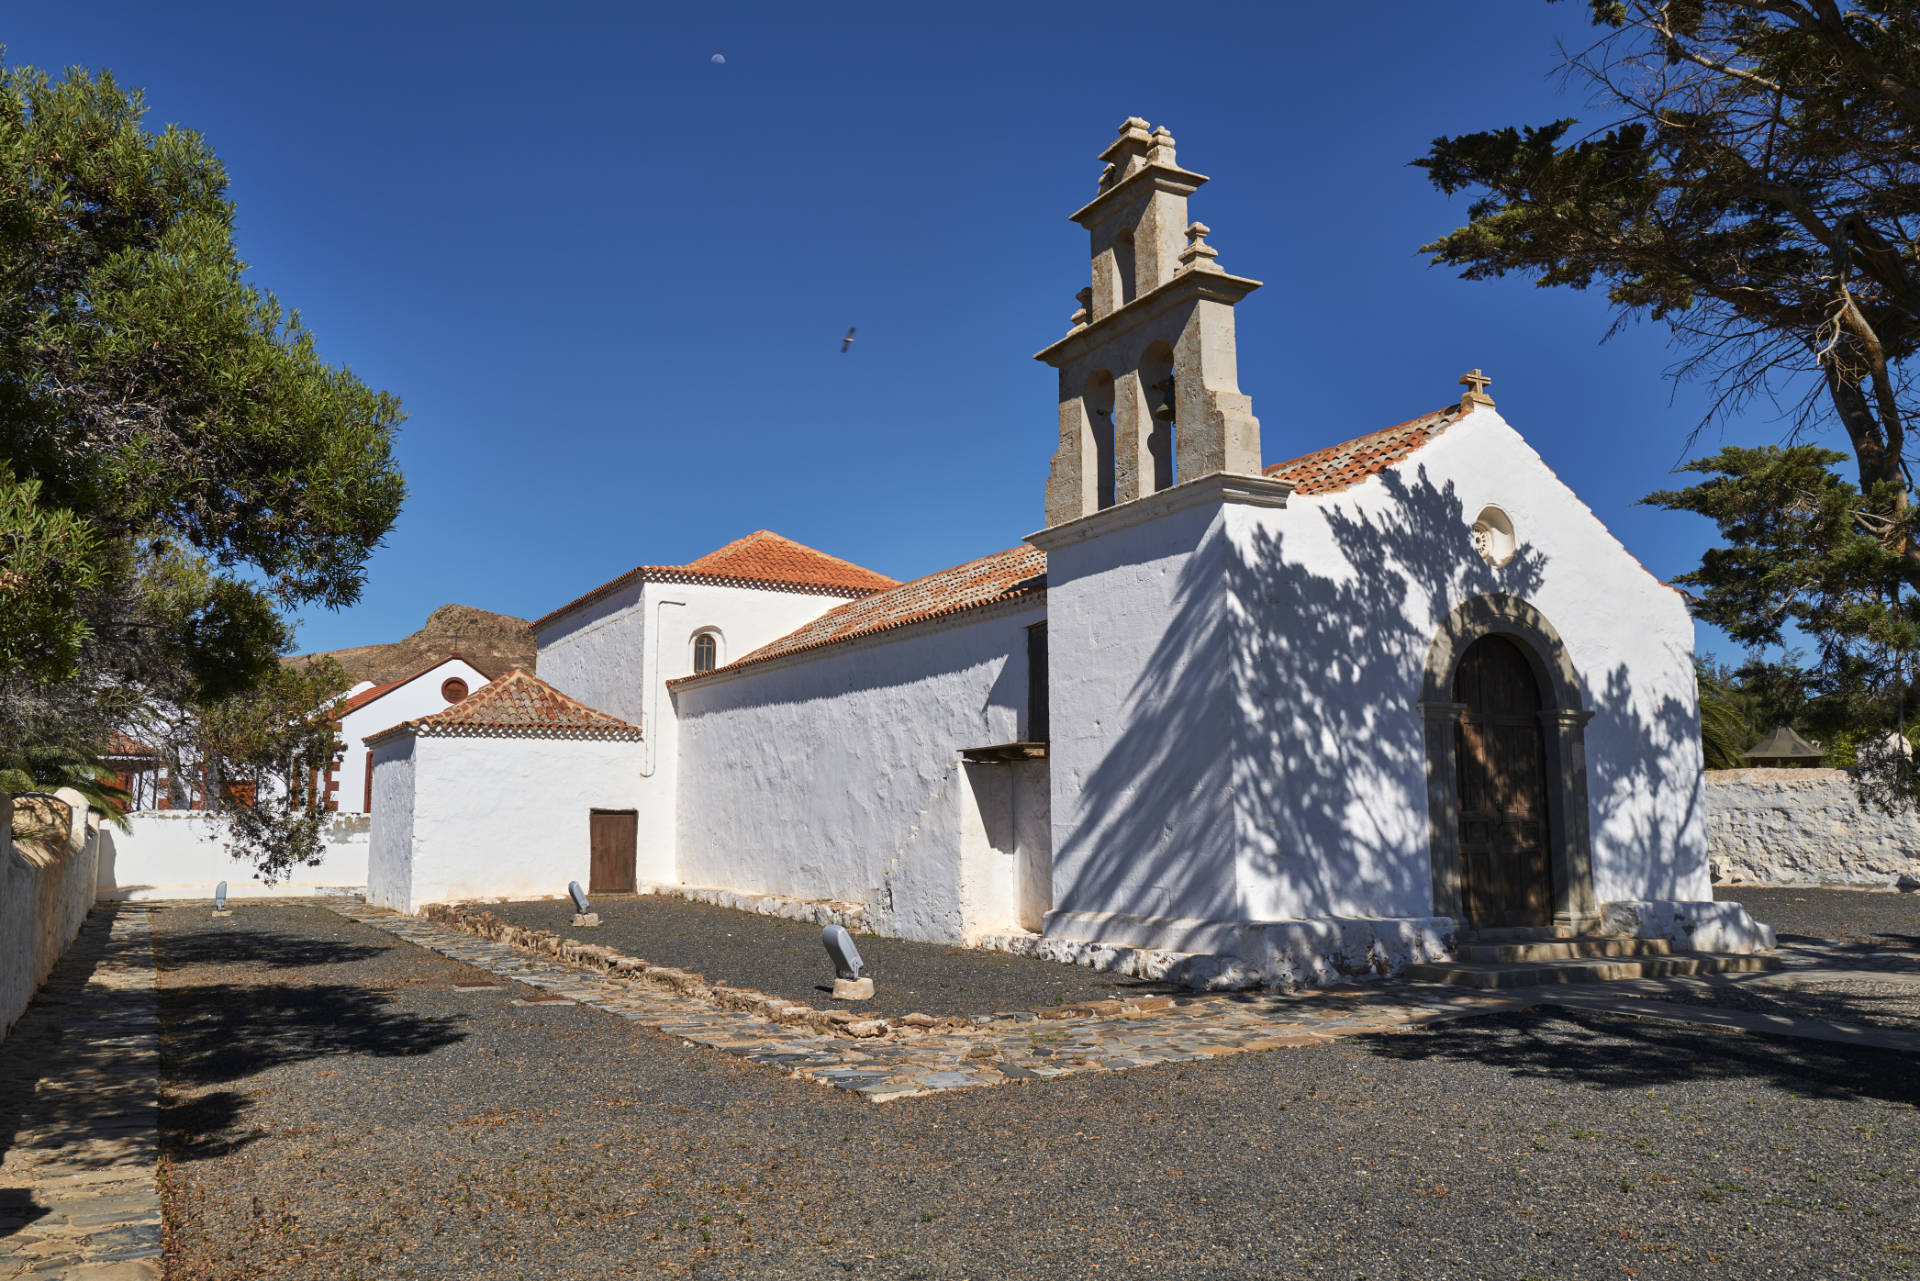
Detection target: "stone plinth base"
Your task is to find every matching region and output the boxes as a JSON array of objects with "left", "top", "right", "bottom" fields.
[
  {"left": 572, "top": 912, "right": 600, "bottom": 928},
  {"left": 979, "top": 911, "right": 1458, "bottom": 991},
  {"left": 211, "top": 909, "right": 232, "bottom": 918},
  {"left": 832, "top": 977, "right": 874, "bottom": 1001},
  {"left": 1599, "top": 899, "right": 1775, "bottom": 953}
]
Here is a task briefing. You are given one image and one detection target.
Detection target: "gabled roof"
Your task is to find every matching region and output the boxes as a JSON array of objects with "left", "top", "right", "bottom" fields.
[
  {"left": 672, "top": 546, "right": 1046, "bottom": 687},
  {"left": 363, "top": 669, "right": 643, "bottom": 745},
  {"left": 532, "top": 530, "right": 899, "bottom": 633},
  {"left": 336, "top": 654, "right": 477, "bottom": 718},
  {"left": 1264, "top": 405, "right": 1465, "bottom": 496}
]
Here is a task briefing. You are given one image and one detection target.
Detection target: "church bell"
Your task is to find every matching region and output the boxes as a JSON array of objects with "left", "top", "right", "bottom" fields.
[{"left": 1149, "top": 376, "right": 1176, "bottom": 423}]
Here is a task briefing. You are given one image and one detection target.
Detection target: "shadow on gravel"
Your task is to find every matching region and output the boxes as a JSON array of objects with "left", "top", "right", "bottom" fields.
[
  {"left": 154, "top": 929, "right": 385, "bottom": 972},
  {"left": 161, "top": 981, "right": 463, "bottom": 1159},
  {"left": 1363, "top": 1009, "right": 1920, "bottom": 1108}
]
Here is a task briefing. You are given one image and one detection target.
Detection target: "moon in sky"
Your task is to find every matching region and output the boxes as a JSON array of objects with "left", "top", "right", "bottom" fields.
[{"left": 711, "top": 54, "right": 726, "bottom": 64}]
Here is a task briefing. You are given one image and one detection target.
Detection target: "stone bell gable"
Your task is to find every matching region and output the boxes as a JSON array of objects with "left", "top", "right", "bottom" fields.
[{"left": 1037, "top": 117, "right": 1264, "bottom": 526}]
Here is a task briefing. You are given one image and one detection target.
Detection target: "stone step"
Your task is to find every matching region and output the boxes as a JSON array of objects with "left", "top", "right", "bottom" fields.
[
  {"left": 1404, "top": 951, "right": 1782, "bottom": 990},
  {"left": 1458, "top": 924, "right": 1586, "bottom": 944},
  {"left": 1456, "top": 937, "right": 1674, "bottom": 963}
]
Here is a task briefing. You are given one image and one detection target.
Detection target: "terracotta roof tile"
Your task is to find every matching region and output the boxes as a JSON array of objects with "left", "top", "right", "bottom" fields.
[
  {"left": 363, "top": 669, "right": 643, "bottom": 745},
  {"left": 1264, "top": 405, "right": 1463, "bottom": 496},
  {"left": 673, "top": 546, "right": 1046, "bottom": 686},
  {"left": 99, "top": 732, "right": 157, "bottom": 761},
  {"left": 532, "top": 531, "right": 898, "bottom": 632}
]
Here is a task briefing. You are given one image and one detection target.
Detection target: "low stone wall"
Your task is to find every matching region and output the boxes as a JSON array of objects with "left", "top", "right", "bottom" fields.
[
  {"left": 2, "top": 789, "right": 102, "bottom": 1043},
  {"left": 417, "top": 901, "right": 1170, "bottom": 1042},
  {"left": 1705, "top": 768, "right": 1920, "bottom": 888}
]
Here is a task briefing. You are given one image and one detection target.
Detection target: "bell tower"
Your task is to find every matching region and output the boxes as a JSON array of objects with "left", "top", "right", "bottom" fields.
[{"left": 1036, "top": 119, "right": 1264, "bottom": 527}]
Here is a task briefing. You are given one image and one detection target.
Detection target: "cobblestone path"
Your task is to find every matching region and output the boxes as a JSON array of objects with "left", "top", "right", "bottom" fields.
[
  {"left": 334, "top": 903, "right": 1544, "bottom": 1100},
  {"left": 0, "top": 905, "right": 161, "bottom": 1281}
]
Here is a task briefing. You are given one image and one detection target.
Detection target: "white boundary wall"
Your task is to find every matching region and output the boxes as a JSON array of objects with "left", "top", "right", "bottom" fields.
[
  {"left": 96, "top": 810, "right": 369, "bottom": 900},
  {"left": 3, "top": 790, "right": 102, "bottom": 1040},
  {"left": 1706, "top": 768, "right": 1920, "bottom": 887}
]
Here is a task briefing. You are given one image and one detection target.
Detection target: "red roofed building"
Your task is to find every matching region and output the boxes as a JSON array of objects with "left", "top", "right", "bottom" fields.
[{"left": 369, "top": 121, "right": 1772, "bottom": 979}]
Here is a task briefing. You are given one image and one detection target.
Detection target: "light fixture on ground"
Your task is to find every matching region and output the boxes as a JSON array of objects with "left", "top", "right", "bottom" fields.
[
  {"left": 212, "top": 881, "right": 231, "bottom": 917},
  {"left": 568, "top": 880, "right": 599, "bottom": 928},
  {"left": 822, "top": 924, "right": 872, "bottom": 1001}
]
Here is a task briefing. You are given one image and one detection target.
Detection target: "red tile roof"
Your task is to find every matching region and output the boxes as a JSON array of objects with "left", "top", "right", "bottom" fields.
[
  {"left": 532, "top": 531, "right": 899, "bottom": 633},
  {"left": 1264, "top": 405, "right": 1465, "bottom": 496},
  {"left": 672, "top": 546, "right": 1046, "bottom": 687},
  {"left": 99, "top": 732, "right": 157, "bottom": 761},
  {"left": 363, "top": 669, "right": 643, "bottom": 745}
]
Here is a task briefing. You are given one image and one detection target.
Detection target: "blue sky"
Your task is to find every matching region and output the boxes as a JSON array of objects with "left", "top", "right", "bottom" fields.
[{"left": 11, "top": 2, "right": 1794, "bottom": 659}]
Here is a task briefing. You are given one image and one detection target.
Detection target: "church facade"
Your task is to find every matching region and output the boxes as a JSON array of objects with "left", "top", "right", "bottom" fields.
[{"left": 367, "top": 119, "right": 1771, "bottom": 986}]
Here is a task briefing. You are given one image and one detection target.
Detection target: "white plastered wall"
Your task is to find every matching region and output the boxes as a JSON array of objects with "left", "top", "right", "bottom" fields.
[
  {"left": 535, "top": 580, "right": 860, "bottom": 889},
  {"left": 366, "top": 736, "right": 416, "bottom": 911},
  {"left": 337, "top": 657, "right": 490, "bottom": 814},
  {"left": 1226, "top": 407, "right": 1704, "bottom": 916},
  {"left": 368, "top": 733, "right": 644, "bottom": 913},
  {"left": 1043, "top": 406, "right": 1705, "bottom": 937},
  {"left": 1042, "top": 498, "right": 1241, "bottom": 935},
  {"left": 673, "top": 604, "right": 1046, "bottom": 944},
  {"left": 96, "top": 811, "right": 369, "bottom": 900}
]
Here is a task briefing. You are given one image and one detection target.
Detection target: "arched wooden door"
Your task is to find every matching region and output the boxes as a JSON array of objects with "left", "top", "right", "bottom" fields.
[{"left": 1453, "top": 635, "right": 1553, "bottom": 927}]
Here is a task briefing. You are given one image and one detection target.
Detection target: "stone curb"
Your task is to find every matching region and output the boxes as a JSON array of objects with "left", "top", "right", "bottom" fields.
[
  {"left": 416, "top": 900, "right": 1203, "bottom": 1042},
  {"left": 335, "top": 903, "right": 1533, "bottom": 1102}
]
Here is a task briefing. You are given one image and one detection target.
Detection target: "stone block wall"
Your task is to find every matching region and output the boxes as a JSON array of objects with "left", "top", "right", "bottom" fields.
[
  {"left": 1705, "top": 768, "right": 1920, "bottom": 888},
  {"left": 1, "top": 789, "right": 103, "bottom": 1044}
]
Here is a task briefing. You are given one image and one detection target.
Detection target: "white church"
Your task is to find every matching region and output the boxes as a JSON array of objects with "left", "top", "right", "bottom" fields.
[{"left": 365, "top": 119, "right": 1772, "bottom": 986}]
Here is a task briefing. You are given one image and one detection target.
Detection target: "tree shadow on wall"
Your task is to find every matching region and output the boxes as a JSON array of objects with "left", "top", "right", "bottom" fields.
[
  {"left": 1057, "top": 462, "right": 1701, "bottom": 933},
  {"left": 1359, "top": 1006, "right": 1920, "bottom": 1109}
]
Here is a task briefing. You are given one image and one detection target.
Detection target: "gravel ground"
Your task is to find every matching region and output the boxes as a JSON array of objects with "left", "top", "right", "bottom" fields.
[
  {"left": 1718, "top": 886, "right": 1920, "bottom": 950},
  {"left": 485, "top": 895, "right": 1174, "bottom": 1017},
  {"left": 155, "top": 903, "right": 1920, "bottom": 1280}
]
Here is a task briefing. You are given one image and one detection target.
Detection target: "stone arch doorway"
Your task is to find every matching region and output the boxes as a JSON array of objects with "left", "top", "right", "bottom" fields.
[{"left": 1421, "top": 595, "right": 1599, "bottom": 930}]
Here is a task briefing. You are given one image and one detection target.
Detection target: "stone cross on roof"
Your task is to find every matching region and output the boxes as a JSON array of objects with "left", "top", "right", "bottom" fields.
[{"left": 1458, "top": 368, "right": 1494, "bottom": 409}]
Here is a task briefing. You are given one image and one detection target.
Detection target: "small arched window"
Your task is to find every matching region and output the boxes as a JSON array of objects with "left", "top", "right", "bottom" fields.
[
  {"left": 692, "top": 632, "right": 719, "bottom": 674},
  {"left": 440, "top": 677, "right": 469, "bottom": 703}
]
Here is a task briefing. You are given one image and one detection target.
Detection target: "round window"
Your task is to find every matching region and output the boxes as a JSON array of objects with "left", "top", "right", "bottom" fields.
[
  {"left": 1471, "top": 506, "right": 1517, "bottom": 566},
  {"left": 441, "top": 676, "right": 469, "bottom": 703}
]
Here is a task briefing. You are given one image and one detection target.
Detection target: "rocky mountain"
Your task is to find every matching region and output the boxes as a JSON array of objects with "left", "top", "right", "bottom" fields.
[{"left": 292, "top": 604, "right": 536, "bottom": 686}]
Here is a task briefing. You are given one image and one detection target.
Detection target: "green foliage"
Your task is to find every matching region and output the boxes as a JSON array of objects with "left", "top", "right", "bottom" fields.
[
  {"left": 1654, "top": 447, "right": 1919, "bottom": 792},
  {"left": 193, "top": 657, "right": 347, "bottom": 882},
  {"left": 1419, "top": 2, "right": 1920, "bottom": 805},
  {"left": 0, "top": 59, "right": 406, "bottom": 626},
  {"left": 1695, "top": 658, "right": 1755, "bottom": 768},
  {"left": 0, "top": 464, "right": 101, "bottom": 679},
  {"left": 1417, "top": 1, "right": 1920, "bottom": 492},
  {"left": 0, "top": 54, "right": 404, "bottom": 873},
  {"left": 0, "top": 749, "right": 130, "bottom": 830}
]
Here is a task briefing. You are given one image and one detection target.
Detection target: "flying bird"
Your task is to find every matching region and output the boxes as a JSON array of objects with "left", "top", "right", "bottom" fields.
[{"left": 841, "top": 327, "right": 856, "bottom": 353}]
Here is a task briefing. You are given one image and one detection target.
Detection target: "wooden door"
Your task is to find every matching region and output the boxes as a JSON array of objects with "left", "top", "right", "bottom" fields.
[
  {"left": 589, "top": 810, "right": 638, "bottom": 895},
  {"left": 1454, "top": 636, "right": 1553, "bottom": 927}
]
